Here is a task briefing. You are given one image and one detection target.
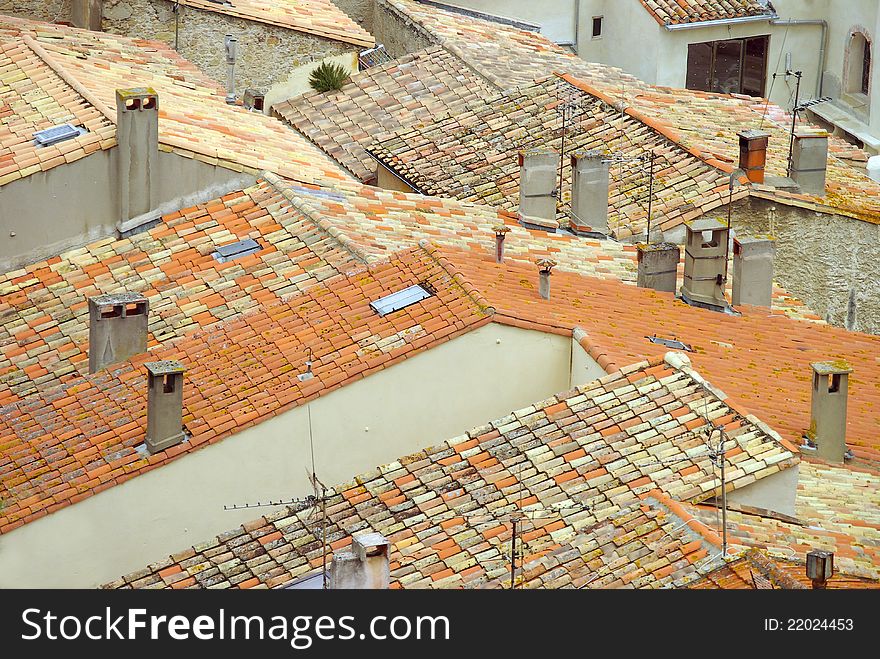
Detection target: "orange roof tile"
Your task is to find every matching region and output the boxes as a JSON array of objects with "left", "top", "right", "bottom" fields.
[
  {"left": 0, "top": 245, "right": 492, "bottom": 533},
  {"left": 174, "top": 0, "right": 374, "bottom": 48},
  {"left": 107, "top": 354, "right": 796, "bottom": 589},
  {"left": 638, "top": 0, "right": 775, "bottom": 26}
]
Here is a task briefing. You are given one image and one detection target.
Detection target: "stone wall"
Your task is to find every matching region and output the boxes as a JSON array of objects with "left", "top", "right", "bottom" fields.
[
  {"left": 101, "top": 0, "right": 354, "bottom": 98},
  {"left": 373, "top": 0, "right": 436, "bottom": 58},
  {"left": 731, "top": 197, "right": 880, "bottom": 334},
  {"left": 0, "top": 1, "right": 71, "bottom": 23},
  {"left": 333, "top": 0, "right": 375, "bottom": 32}
]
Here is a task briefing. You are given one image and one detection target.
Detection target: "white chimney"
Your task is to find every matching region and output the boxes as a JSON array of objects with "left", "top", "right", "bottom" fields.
[
  {"left": 518, "top": 149, "right": 558, "bottom": 224},
  {"left": 569, "top": 150, "right": 610, "bottom": 236},
  {"left": 790, "top": 129, "right": 828, "bottom": 196},
  {"left": 636, "top": 243, "right": 679, "bottom": 293},
  {"left": 145, "top": 360, "right": 187, "bottom": 454},
  {"left": 88, "top": 292, "right": 149, "bottom": 374},
  {"left": 732, "top": 235, "right": 775, "bottom": 307},
  {"left": 680, "top": 218, "right": 730, "bottom": 312},
  {"left": 115, "top": 88, "right": 159, "bottom": 233},
  {"left": 807, "top": 361, "right": 851, "bottom": 463},
  {"left": 329, "top": 533, "right": 390, "bottom": 589}
]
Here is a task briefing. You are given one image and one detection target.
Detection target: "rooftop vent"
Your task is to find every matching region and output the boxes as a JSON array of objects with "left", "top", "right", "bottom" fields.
[
  {"left": 536, "top": 258, "right": 556, "bottom": 300},
  {"left": 212, "top": 238, "right": 261, "bottom": 263},
  {"left": 329, "top": 532, "right": 390, "bottom": 589},
  {"left": 370, "top": 284, "right": 432, "bottom": 316},
  {"left": 88, "top": 292, "right": 149, "bottom": 374},
  {"left": 646, "top": 335, "right": 693, "bottom": 352},
  {"left": 145, "top": 360, "right": 187, "bottom": 454},
  {"left": 805, "top": 550, "right": 834, "bottom": 589},
  {"left": 33, "top": 123, "right": 86, "bottom": 147}
]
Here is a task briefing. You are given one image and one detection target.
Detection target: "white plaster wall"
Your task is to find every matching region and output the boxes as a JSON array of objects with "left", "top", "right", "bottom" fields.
[
  {"left": 728, "top": 464, "right": 799, "bottom": 518},
  {"left": 569, "top": 336, "right": 606, "bottom": 387},
  {"left": 0, "top": 324, "right": 573, "bottom": 588},
  {"left": 442, "top": 0, "right": 576, "bottom": 44},
  {"left": 579, "top": 0, "right": 661, "bottom": 85},
  {"left": 263, "top": 52, "right": 359, "bottom": 113}
]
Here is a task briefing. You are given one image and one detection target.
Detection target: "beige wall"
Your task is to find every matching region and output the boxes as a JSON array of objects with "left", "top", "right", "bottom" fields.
[
  {"left": 569, "top": 335, "right": 607, "bottom": 386},
  {"left": 376, "top": 163, "right": 417, "bottom": 191},
  {"left": 728, "top": 464, "right": 799, "bottom": 518},
  {"left": 0, "top": 323, "right": 577, "bottom": 588},
  {"left": 0, "top": 148, "right": 256, "bottom": 271},
  {"left": 263, "top": 52, "right": 359, "bottom": 113},
  {"left": 100, "top": 0, "right": 356, "bottom": 98}
]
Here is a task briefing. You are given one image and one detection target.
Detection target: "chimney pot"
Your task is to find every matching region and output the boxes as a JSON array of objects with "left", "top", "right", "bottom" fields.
[
  {"left": 115, "top": 88, "right": 159, "bottom": 231},
  {"left": 518, "top": 148, "right": 558, "bottom": 223},
  {"left": 636, "top": 242, "right": 679, "bottom": 293},
  {"left": 808, "top": 361, "right": 851, "bottom": 463},
  {"left": 790, "top": 130, "right": 828, "bottom": 196},
  {"left": 805, "top": 550, "right": 834, "bottom": 589},
  {"left": 145, "top": 360, "right": 187, "bottom": 454},
  {"left": 329, "top": 532, "right": 390, "bottom": 589},
  {"left": 493, "top": 224, "right": 510, "bottom": 263},
  {"left": 224, "top": 34, "right": 239, "bottom": 104},
  {"left": 737, "top": 130, "right": 770, "bottom": 184},
  {"left": 536, "top": 258, "right": 556, "bottom": 300},
  {"left": 732, "top": 235, "right": 775, "bottom": 307},
  {"left": 569, "top": 150, "right": 610, "bottom": 236},
  {"left": 680, "top": 218, "right": 730, "bottom": 312},
  {"left": 88, "top": 292, "right": 149, "bottom": 374}
]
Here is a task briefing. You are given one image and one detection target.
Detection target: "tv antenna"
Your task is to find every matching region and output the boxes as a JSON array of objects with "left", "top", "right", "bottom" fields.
[{"left": 772, "top": 70, "right": 831, "bottom": 177}]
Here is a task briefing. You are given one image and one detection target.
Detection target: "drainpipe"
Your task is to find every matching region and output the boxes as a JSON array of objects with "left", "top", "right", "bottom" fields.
[
  {"left": 769, "top": 19, "right": 828, "bottom": 98},
  {"left": 573, "top": 0, "right": 580, "bottom": 54}
]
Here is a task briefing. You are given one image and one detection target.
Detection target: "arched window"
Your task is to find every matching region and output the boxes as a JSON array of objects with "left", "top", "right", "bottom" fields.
[{"left": 846, "top": 31, "right": 872, "bottom": 96}]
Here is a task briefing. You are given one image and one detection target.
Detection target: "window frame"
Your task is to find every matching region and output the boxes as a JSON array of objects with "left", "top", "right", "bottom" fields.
[{"left": 591, "top": 16, "right": 603, "bottom": 40}]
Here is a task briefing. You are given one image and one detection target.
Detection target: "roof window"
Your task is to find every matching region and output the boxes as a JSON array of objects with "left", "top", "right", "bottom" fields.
[
  {"left": 212, "top": 238, "right": 261, "bottom": 263},
  {"left": 33, "top": 123, "right": 86, "bottom": 147},
  {"left": 370, "top": 284, "right": 432, "bottom": 316},
  {"left": 646, "top": 335, "right": 693, "bottom": 352}
]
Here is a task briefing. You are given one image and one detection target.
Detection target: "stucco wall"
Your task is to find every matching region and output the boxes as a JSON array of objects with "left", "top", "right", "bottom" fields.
[
  {"left": 373, "top": 0, "right": 436, "bottom": 58},
  {"left": 728, "top": 463, "right": 799, "bottom": 518},
  {"left": 0, "top": 0, "right": 71, "bottom": 23},
  {"left": 731, "top": 197, "right": 880, "bottom": 335},
  {"left": 569, "top": 335, "right": 606, "bottom": 386},
  {"left": 101, "top": 0, "right": 355, "bottom": 98},
  {"left": 0, "top": 148, "right": 256, "bottom": 271},
  {"left": 0, "top": 323, "right": 575, "bottom": 588},
  {"left": 263, "top": 52, "right": 358, "bottom": 111}
]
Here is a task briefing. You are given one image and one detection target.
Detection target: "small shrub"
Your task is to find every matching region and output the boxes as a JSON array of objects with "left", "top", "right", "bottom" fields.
[{"left": 308, "top": 61, "right": 349, "bottom": 93}]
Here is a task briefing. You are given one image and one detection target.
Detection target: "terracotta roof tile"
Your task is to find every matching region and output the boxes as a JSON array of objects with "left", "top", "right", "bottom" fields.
[
  {"left": 174, "top": 0, "right": 374, "bottom": 47},
  {"left": 0, "top": 245, "right": 491, "bottom": 531},
  {"left": 272, "top": 46, "right": 495, "bottom": 182},
  {"left": 638, "top": 0, "right": 775, "bottom": 26},
  {"left": 110, "top": 354, "right": 797, "bottom": 588}
]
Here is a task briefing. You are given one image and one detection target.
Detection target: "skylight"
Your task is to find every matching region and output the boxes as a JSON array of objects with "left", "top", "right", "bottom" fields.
[
  {"left": 212, "top": 238, "right": 261, "bottom": 263},
  {"left": 646, "top": 335, "right": 693, "bottom": 352},
  {"left": 33, "top": 124, "right": 86, "bottom": 147},
  {"left": 370, "top": 284, "right": 432, "bottom": 316}
]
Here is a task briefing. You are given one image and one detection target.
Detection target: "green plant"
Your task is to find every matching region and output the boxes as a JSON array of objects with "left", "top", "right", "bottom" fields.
[{"left": 308, "top": 61, "right": 349, "bottom": 93}]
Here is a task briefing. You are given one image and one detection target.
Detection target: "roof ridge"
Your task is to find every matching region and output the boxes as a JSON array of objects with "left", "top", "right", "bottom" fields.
[
  {"left": 21, "top": 34, "right": 117, "bottom": 126},
  {"left": 642, "top": 489, "right": 724, "bottom": 548},
  {"left": 262, "top": 172, "right": 373, "bottom": 265},
  {"left": 416, "top": 241, "right": 496, "bottom": 316}
]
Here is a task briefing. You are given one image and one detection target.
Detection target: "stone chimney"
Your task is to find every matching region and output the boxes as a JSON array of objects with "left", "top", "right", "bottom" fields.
[
  {"left": 329, "top": 532, "right": 390, "bottom": 589},
  {"left": 790, "top": 129, "right": 828, "bottom": 196},
  {"left": 636, "top": 243, "right": 679, "bottom": 293},
  {"left": 145, "top": 360, "right": 187, "bottom": 454},
  {"left": 732, "top": 235, "right": 775, "bottom": 307},
  {"left": 805, "top": 550, "right": 834, "bottom": 589},
  {"left": 807, "top": 361, "right": 851, "bottom": 463},
  {"left": 493, "top": 225, "right": 510, "bottom": 263},
  {"left": 115, "top": 88, "right": 159, "bottom": 233},
  {"left": 737, "top": 130, "right": 770, "bottom": 184},
  {"left": 88, "top": 292, "right": 149, "bottom": 374},
  {"left": 569, "top": 150, "right": 610, "bottom": 236},
  {"left": 536, "top": 258, "right": 556, "bottom": 300},
  {"left": 680, "top": 218, "right": 729, "bottom": 312},
  {"left": 518, "top": 149, "right": 558, "bottom": 223}
]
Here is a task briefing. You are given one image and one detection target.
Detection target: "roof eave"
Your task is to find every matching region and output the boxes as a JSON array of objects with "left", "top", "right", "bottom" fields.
[{"left": 664, "top": 13, "right": 778, "bottom": 31}]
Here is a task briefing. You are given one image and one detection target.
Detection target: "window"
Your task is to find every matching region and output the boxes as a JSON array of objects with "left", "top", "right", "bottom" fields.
[
  {"left": 592, "top": 16, "right": 603, "bottom": 39},
  {"left": 863, "top": 40, "right": 871, "bottom": 95},
  {"left": 686, "top": 36, "right": 769, "bottom": 97},
  {"left": 845, "top": 31, "right": 871, "bottom": 96}
]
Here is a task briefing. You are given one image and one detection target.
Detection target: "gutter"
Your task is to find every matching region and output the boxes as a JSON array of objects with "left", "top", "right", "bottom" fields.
[
  {"left": 663, "top": 13, "right": 777, "bottom": 30},
  {"left": 769, "top": 18, "right": 828, "bottom": 98}
]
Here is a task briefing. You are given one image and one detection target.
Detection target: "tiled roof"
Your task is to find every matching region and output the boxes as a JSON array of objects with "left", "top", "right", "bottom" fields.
[
  {"left": 688, "top": 461, "right": 880, "bottom": 579},
  {"left": 433, "top": 248, "right": 880, "bottom": 465},
  {"left": 0, "top": 16, "right": 352, "bottom": 188},
  {"left": 561, "top": 74, "right": 880, "bottom": 225},
  {"left": 0, "top": 178, "right": 361, "bottom": 403},
  {"left": 108, "top": 354, "right": 799, "bottom": 589},
  {"left": 0, "top": 36, "right": 116, "bottom": 186},
  {"left": 174, "top": 0, "right": 374, "bottom": 47},
  {"left": 272, "top": 45, "right": 496, "bottom": 182},
  {"left": 0, "top": 246, "right": 492, "bottom": 534},
  {"left": 369, "top": 76, "right": 737, "bottom": 239},
  {"left": 638, "top": 0, "right": 775, "bottom": 26}
]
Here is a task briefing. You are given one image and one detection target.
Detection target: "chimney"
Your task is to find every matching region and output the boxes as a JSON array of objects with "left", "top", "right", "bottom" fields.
[
  {"left": 493, "top": 225, "right": 510, "bottom": 263},
  {"left": 224, "top": 34, "right": 238, "bottom": 104},
  {"left": 569, "top": 150, "right": 610, "bottom": 236},
  {"left": 805, "top": 550, "right": 834, "bottom": 589},
  {"left": 329, "top": 532, "right": 390, "bottom": 589},
  {"left": 636, "top": 243, "right": 679, "bottom": 293},
  {"left": 536, "top": 258, "right": 556, "bottom": 300},
  {"left": 790, "top": 129, "right": 828, "bottom": 196},
  {"left": 732, "top": 235, "right": 775, "bottom": 307},
  {"left": 680, "top": 218, "right": 730, "bottom": 312},
  {"left": 115, "top": 88, "right": 159, "bottom": 232},
  {"left": 243, "top": 88, "right": 266, "bottom": 113},
  {"left": 737, "top": 130, "right": 771, "bottom": 184},
  {"left": 518, "top": 149, "right": 558, "bottom": 223},
  {"left": 807, "top": 361, "right": 851, "bottom": 463},
  {"left": 145, "top": 360, "right": 187, "bottom": 454},
  {"left": 88, "top": 292, "right": 149, "bottom": 374}
]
